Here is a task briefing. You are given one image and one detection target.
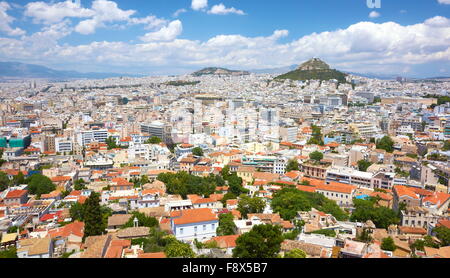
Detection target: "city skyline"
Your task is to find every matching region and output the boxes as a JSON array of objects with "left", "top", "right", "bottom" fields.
[{"left": 0, "top": 0, "right": 449, "bottom": 77}]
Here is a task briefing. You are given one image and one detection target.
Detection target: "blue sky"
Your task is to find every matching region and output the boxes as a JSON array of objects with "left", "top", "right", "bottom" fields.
[{"left": 0, "top": 0, "right": 449, "bottom": 77}]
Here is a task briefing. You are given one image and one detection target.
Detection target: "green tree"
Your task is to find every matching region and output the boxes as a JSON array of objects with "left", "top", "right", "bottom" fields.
[
  {"left": 192, "top": 147, "right": 204, "bottom": 157},
  {"left": 271, "top": 187, "right": 348, "bottom": 221},
  {"left": 0, "top": 247, "right": 18, "bottom": 258},
  {"left": 105, "top": 136, "right": 119, "bottom": 150},
  {"left": 376, "top": 136, "right": 394, "bottom": 153},
  {"left": 165, "top": 239, "right": 195, "bottom": 258},
  {"left": 69, "top": 202, "right": 85, "bottom": 221},
  {"left": 410, "top": 236, "right": 439, "bottom": 251},
  {"left": 0, "top": 149, "right": 5, "bottom": 166},
  {"left": 233, "top": 224, "right": 284, "bottom": 258},
  {"left": 237, "top": 195, "right": 266, "bottom": 219},
  {"left": 145, "top": 137, "right": 162, "bottom": 144},
  {"left": 309, "top": 151, "right": 323, "bottom": 162},
  {"left": 356, "top": 228, "right": 373, "bottom": 243},
  {"left": 13, "top": 172, "right": 26, "bottom": 186},
  {"left": 157, "top": 172, "right": 221, "bottom": 199},
  {"left": 0, "top": 171, "right": 11, "bottom": 191},
  {"left": 433, "top": 226, "right": 450, "bottom": 246},
  {"left": 217, "top": 213, "right": 237, "bottom": 236},
  {"left": 350, "top": 198, "right": 399, "bottom": 229},
  {"left": 27, "top": 174, "right": 56, "bottom": 198},
  {"left": 357, "top": 160, "right": 373, "bottom": 172},
  {"left": 74, "top": 179, "right": 86, "bottom": 191},
  {"left": 311, "top": 229, "right": 336, "bottom": 237},
  {"left": 381, "top": 237, "right": 397, "bottom": 251},
  {"left": 443, "top": 141, "right": 450, "bottom": 151},
  {"left": 83, "top": 193, "right": 105, "bottom": 239},
  {"left": 286, "top": 159, "right": 299, "bottom": 172},
  {"left": 122, "top": 212, "right": 158, "bottom": 229},
  {"left": 307, "top": 125, "right": 324, "bottom": 146},
  {"left": 284, "top": 248, "right": 307, "bottom": 258}
]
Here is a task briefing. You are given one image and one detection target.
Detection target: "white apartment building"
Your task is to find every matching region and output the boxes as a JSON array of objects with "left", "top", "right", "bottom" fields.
[
  {"left": 77, "top": 129, "right": 108, "bottom": 146},
  {"left": 326, "top": 166, "right": 374, "bottom": 188},
  {"left": 55, "top": 137, "right": 73, "bottom": 153}
]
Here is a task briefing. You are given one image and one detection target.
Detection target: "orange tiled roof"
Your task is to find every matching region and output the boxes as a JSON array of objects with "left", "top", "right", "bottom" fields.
[
  {"left": 316, "top": 182, "right": 357, "bottom": 194},
  {"left": 138, "top": 252, "right": 166, "bottom": 258},
  {"left": 172, "top": 208, "right": 217, "bottom": 225},
  {"left": 5, "top": 190, "right": 27, "bottom": 199}
]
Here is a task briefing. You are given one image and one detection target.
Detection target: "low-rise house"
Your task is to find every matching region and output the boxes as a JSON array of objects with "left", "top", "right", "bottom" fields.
[
  {"left": 48, "top": 221, "right": 84, "bottom": 254},
  {"left": 207, "top": 234, "right": 240, "bottom": 256},
  {"left": 281, "top": 240, "right": 330, "bottom": 258},
  {"left": 4, "top": 190, "right": 28, "bottom": 206},
  {"left": 234, "top": 216, "right": 263, "bottom": 235},
  {"left": 117, "top": 227, "right": 150, "bottom": 240},
  {"left": 170, "top": 208, "right": 218, "bottom": 242},
  {"left": 107, "top": 214, "right": 132, "bottom": 230},
  {"left": 16, "top": 236, "right": 53, "bottom": 258},
  {"left": 315, "top": 182, "right": 357, "bottom": 207}
]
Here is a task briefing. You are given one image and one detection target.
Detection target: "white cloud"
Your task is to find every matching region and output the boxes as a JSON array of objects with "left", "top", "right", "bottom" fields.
[
  {"left": 438, "top": 0, "right": 450, "bottom": 4},
  {"left": 1, "top": 16, "right": 450, "bottom": 76},
  {"left": 24, "top": 0, "right": 95, "bottom": 25},
  {"left": 140, "top": 20, "right": 182, "bottom": 42},
  {"left": 75, "top": 0, "right": 136, "bottom": 34},
  {"left": 173, "top": 8, "right": 187, "bottom": 18},
  {"left": 369, "top": 11, "right": 380, "bottom": 18},
  {"left": 191, "top": 0, "right": 208, "bottom": 11},
  {"left": 0, "top": 2, "right": 26, "bottom": 36},
  {"left": 208, "top": 3, "right": 246, "bottom": 15}
]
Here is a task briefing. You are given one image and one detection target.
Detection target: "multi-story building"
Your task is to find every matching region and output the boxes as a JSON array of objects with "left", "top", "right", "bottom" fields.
[{"left": 326, "top": 166, "right": 373, "bottom": 188}]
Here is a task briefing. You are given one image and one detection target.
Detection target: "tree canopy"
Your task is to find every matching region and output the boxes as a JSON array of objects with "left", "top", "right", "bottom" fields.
[
  {"left": 350, "top": 198, "right": 399, "bottom": 229},
  {"left": 0, "top": 171, "right": 10, "bottom": 192},
  {"left": 217, "top": 213, "right": 237, "bottom": 236},
  {"left": 122, "top": 212, "right": 159, "bottom": 229},
  {"left": 433, "top": 226, "right": 450, "bottom": 246},
  {"left": 381, "top": 237, "right": 397, "bottom": 251},
  {"left": 83, "top": 193, "right": 105, "bottom": 239},
  {"left": 233, "top": 224, "right": 284, "bottom": 258},
  {"left": 376, "top": 136, "right": 394, "bottom": 153},
  {"left": 271, "top": 187, "right": 348, "bottom": 221},
  {"left": 165, "top": 237, "right": 196, "bottom": 258},
  {"left": 157, "top": 172, "right": 223, "bottom": 199},
  {"left": 26, "top": 174, "right": 56, "bottom": 198},
  {"left": 357, "top": 160, "right": 373, "bottom": 172},
  {"left": 309, "top": 151, "right": 324, "bottom": 162},
  {"left": 145, "top": 137, "right": 162, "bottom": 144},
  {"left": 286, "top": 159, "right": 299, "bottom": 172},
  {"left": 192, "top": 147, "right": 204, "bottom": 157},
  {"left": 237, "top": 195, "right": 266, "bottom": 219},
  {"left": 284, "top": 248, "right": 307, "bottom": 258}
]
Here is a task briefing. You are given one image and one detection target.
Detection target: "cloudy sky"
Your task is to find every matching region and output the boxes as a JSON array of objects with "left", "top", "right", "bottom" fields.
[{"left": 0, "top": 0, "right": 450, "bottom": 77}]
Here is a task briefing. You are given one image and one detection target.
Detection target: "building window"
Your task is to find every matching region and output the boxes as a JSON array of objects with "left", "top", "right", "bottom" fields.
[
  {"left": 203, "top": 225, "right": 206, "bottom": 231},
  {"left": 212, "top": 224, "right": 215, "bottom": 230},
  {"left": 194, "top": 226, "right": 197, "bottom": 233},
  {"left": 180, "top": 228, "right": 183, "bottom": 234}
]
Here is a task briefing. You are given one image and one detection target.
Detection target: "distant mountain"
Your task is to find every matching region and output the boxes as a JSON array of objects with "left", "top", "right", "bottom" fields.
[
  {"left": 344, "top": 71, "right": 397, "bottom": 80},
  {"left": 249, "top": 65, "right": 298, "bottom": 74},
  {"left": 0, "top": 62, "right": 144, "bottom": 80},
  {"left": 275, "top": 58, "right": 348, "bottom": 83},
  {"left": 192, "top": 67, "right": 250, "bottom": 77}
]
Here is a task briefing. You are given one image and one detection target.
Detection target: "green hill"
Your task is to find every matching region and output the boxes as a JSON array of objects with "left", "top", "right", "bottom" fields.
[
  {"left": 275, "top": 58, "right": 348, "bottom": 83},
  {"left": 192, "top": 67, "right": 250, "bottom": 77}
]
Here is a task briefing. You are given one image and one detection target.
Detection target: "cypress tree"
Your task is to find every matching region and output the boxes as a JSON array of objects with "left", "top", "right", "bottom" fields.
[{"left": 83, "top": 193, "right": 105, "bottom": 239}]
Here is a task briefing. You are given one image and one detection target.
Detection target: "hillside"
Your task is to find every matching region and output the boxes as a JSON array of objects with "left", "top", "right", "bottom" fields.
[
  {"left": 0, "top": 62, "right": 143, "bottom": 79},
  {"left": 275, "top": 58, "right": 348, "bottom": 83},
  {"left": 192, "top": 67, "right": 250, "bottom": 77}
]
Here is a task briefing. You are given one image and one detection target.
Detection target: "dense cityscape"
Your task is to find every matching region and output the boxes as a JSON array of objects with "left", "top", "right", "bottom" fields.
[
  {"left": 0, "top": 57, "right": 449, "bottom": 259},
  {"left": 0, "top": 0, "right": 449, "bottom": 262}
]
